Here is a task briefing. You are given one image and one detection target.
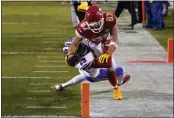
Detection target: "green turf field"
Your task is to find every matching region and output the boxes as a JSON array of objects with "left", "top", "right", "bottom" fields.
[
  {"left": 2, "top": 1, "right": 80, "bottom": 116},
  {"left": 1, "top": 1, "right": 118, "bottom": 116}
]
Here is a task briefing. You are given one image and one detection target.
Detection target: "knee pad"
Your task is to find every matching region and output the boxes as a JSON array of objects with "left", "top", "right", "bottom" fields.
[{"left": 115, "top": 66, "right": 124, "bottom": 76}]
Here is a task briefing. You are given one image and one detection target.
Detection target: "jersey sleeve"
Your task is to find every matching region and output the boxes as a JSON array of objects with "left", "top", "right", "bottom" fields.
[
  {"left": 104, "top": 12, "right": 117, "bottom": 28},
  {"left": 76, "top": 25, "right": 84, "bottom": 39}
]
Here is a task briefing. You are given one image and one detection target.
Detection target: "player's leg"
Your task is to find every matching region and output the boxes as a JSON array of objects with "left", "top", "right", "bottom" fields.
[
  {"left": 88, "top": 41, "right": 122, "bottom": 99},
  {"left": 70, "top": 1, "right": 80, "bottom": 29},
  {"left": 96, "top": 66, "right": 130, "bottom": 86},
  {"left": 53, "top": 74, "right": 85, "bottom": 91},
  {"left": 108, "top": 58, "right": 123, "bottom": 100}
]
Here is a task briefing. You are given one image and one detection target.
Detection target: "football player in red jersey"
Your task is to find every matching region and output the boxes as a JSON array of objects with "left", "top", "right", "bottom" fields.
[
  {"left": 67, "top": 6, "right": 122, "bottom": 100},
  {"left": 53, "top": 39, "right": 130, "bottom": 93}
]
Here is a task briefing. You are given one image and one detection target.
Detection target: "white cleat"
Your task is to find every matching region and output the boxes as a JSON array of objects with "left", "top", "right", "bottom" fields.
[
  {"left": 51, "top": 84, "right": 63, "bottom": 92},
  {"left": 55, "top": 84, "right": 63, "bottom": 91}
]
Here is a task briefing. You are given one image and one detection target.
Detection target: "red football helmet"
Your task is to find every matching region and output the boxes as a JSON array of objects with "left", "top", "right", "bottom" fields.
[{"left": 85, "top": 6, "right": 104, "bottom": 33}]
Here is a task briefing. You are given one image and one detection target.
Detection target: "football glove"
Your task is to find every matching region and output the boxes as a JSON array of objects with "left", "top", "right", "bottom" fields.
[
  {"left": 77, "top": 2, "right": 88, "bottom": 12},
  {"left": 98, "top": 53, "right": 111, "bottom": 63}
]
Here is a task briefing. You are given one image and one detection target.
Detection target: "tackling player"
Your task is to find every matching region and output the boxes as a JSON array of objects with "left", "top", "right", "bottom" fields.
[
  {"left": 53, "top": 40, "right": 130, "bottom": 99},
  {"left": 67, "top": 6, "right": 122, "bottom": 100}
]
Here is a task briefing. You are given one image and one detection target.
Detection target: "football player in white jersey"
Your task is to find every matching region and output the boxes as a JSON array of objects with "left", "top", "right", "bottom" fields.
[{"left": 53, "top": 39, "right": 130, "bottom": 97}]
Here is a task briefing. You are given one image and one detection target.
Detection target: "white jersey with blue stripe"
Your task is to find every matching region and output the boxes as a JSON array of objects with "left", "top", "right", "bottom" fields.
[{"left": 75, "top": 52, "right": 100, "bottom": 78}]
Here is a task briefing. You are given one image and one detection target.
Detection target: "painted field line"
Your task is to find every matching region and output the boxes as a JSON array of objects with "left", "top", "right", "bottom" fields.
[
  {"left": 38, "top": 61, "right": 65, "bottom": 63},
  {"left": 2, "top": 116, "right": 76, "bottom": 118},
  {"left": 38, "top": 56, "right": 65, "bottom": 58},
  {"left": 42, "top": 41, "right": 60, "bottom": 43},
  {"left": 25, "top": 106, "right": 66, "bottom": 109},
  {"left": 2, "top": 52, "right": 60, "bottom": 55},
  {"left": 2, "top": 13, "right": 58, "bottom": 15},
  {"left": 2, "top": 22, "right": 39, "bottom": 25},
  {"left": 30, "top": 83, "right": 59, "bottom": 85},
  {"left": 36, "top": 65, "right": 67, "bottom": 68},
  {"left": 25, "top": 97, "right": 68, "bottom": 100},
  {"left": 2, "top": 116, "right": 75, "bottom": 118},
  {"left": 2, "top": 76, "right": 52, "bottom": 79},
  {"left": 28, "top": 90, "right": 51, "bottom": 92},
  {"left": 2, "top": 22, "right": 62, "bottom": 25},
  {"left": 2, "top": 35, "right": 67, "bottom": 38},
  {"left": 34, "top": 71, "right": 68, "bottom": 73},
  {"left": 42, "top": 48, "right": 57, "bottom": 51}
]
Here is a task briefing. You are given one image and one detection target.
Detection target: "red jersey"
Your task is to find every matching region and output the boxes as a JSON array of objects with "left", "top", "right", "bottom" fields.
[{"left": 76, "top": 12, "right": 117, "bottom": 44}]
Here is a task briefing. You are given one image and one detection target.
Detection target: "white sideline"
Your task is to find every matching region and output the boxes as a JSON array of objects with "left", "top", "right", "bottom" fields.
[
  {"left": 25, "top": 106, "right": 66, "bottom": 109},
  {"left": 35, "top": 65, "right": 67, "bottom": 68},
  {"left": 2, "top": 76, "right": 52, "bottom": 79},
  {"left": 38, "top": 61, "right": 65, "bottom": 62},
  {"left": 33, "top": 71, "right": 68, "bottom": 73}
]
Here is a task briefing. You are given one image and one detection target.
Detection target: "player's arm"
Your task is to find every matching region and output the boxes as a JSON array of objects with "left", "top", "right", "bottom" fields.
[
  {"left": 68, "top": 35, "right": 82, "bottom": 54},
  {"left": 97, "top": 14, "right": 119, "bottom": 64},
  {"left": 66, "top": 28, "right": 84, "bottom": 67},
  {"left": 106, "top": 23, "right": 119, "bottom": 55}
]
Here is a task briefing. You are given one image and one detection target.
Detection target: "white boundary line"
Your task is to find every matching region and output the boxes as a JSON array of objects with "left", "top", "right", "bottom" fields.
[
  {"left": 33, "top": 71, "right": 68, "bottom": 73},
  {"left": 25, "top": 106, "right": 66, "bottom": 109},
  {"left": 2, "top": 76, "right": 52, "bottom": 79},
  {"left": 38, "top": 61, "right": 65, "bottom": 63},
  {"left": 35, "top": 65, "right": 67, "bottom": 68}
]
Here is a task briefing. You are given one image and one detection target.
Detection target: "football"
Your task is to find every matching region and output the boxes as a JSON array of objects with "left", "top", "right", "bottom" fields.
[{"left": 66, "top": 53, "right": 80, "bottom": 67}]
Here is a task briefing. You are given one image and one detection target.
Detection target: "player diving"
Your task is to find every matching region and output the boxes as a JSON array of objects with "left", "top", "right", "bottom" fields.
[{"left": 52, "top": 39, "right": 131, "bottom": 100}]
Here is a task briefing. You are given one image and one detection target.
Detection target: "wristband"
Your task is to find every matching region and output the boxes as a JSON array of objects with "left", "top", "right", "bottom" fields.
[{"left": 110, "top": 41, "right": 118, "bottom": 49}]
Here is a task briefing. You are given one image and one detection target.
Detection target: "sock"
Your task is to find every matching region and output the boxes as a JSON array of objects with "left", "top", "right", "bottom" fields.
[
  {"left": 62, "top": 74, "right": 85, "bottom": 88},
  {"left": 107, "top": 70, "right": 118, "bottom": 88},
  {"left": 115, "top": 66, "right": 124, "bottom": 85}
]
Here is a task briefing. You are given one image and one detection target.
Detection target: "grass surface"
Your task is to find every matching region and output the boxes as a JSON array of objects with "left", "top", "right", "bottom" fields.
[
  {"left": 2, "top": 1, "right": 117, "bottom": 116},
  {"left": 148, "top": 10, "right": 174, "bottom": 50},
  {"left": 2, "top": 1, "right": 172, "bottom": 116},
  {"left": 2, "top": 1, "right": 80, "bottom": 116}
]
